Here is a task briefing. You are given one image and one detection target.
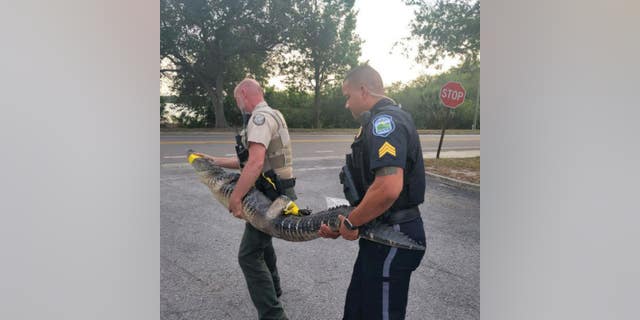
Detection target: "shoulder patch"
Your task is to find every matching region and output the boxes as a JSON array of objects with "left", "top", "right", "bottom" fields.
[
  {"left": 252, "top": 113, "right": 265, "bottom": 126},
  {"left": 372, "top": 114, "right": 395, "bottom": 137}
]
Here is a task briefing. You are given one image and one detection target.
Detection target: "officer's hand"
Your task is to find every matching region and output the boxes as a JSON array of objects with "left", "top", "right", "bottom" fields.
[
  {"left": 318, "top": 223, "right": 340, "bottom": 239},
  {"left": 338, "top": 215, "right": 359, "bottom": 241},
  {"left": 228, "top": 195, "right": 245, "bottom": 220}
]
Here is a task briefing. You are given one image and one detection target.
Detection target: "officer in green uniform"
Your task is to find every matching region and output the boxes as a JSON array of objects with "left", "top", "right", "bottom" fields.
[{"left": 194, "top": 78, "right": 296, "bottom": 320}]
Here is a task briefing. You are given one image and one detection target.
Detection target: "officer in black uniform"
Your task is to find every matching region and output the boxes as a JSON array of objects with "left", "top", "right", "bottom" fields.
[{"left": 319, "top": 65, "right": 426, "bottom": 320}]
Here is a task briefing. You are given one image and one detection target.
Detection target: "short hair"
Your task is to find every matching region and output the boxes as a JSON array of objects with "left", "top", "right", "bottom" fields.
[
  {"left": 343, "top": 64, "right": 384, "bottom": 94},
  {"left": 234, "top": 78, "right": 264, "bottom": 97}
]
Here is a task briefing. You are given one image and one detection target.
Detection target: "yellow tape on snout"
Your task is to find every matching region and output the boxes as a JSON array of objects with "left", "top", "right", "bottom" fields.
[{"left": 188, "top": 153, "right": 202, "bottom": 164}]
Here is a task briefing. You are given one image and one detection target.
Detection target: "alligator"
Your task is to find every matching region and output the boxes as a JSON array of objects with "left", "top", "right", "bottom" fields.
[{"left": 188, "top": 151, "right": 425, "bottom": 251}]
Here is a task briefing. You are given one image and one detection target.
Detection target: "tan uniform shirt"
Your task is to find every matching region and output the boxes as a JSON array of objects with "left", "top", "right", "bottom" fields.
[{"left": 243, "top": 101, "right": 294, "bottom": 179}]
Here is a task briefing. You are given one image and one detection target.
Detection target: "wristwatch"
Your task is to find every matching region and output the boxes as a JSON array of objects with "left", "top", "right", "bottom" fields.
[{"left": 343, "top": 217, "right": 359, "bottom": 231}]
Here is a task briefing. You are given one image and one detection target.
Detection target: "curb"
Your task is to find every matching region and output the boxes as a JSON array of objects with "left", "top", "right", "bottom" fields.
[{"left": 425, "top": 171, "right": 480, "bottom": 192}]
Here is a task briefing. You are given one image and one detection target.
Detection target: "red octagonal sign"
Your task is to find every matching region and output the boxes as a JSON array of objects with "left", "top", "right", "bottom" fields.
[{"left": 440, "top": 81, "right": 466, "bottom": 109}]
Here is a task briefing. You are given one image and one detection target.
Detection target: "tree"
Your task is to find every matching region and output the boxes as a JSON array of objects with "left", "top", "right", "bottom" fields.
[
  {"left": 401, "top": 0, "right": 480, "bottom": 129},
  {"left": 161, "top": 0, "right": 294, "bottom": 128},
  {"left": 278, "top": 0, "right": 362, "bottom": 128},
  {"left": 403, "top": 0, "right": 479, "bottom": 66}
]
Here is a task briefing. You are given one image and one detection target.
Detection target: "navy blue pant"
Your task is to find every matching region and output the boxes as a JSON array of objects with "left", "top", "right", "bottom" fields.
[{"left": 343, "top": 221, "right": 426, "bottom": 320}]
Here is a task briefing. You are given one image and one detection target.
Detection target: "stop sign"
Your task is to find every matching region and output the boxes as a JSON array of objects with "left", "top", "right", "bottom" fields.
[{"left": 440, "top": 81, "right": 466, "bottom": 109}]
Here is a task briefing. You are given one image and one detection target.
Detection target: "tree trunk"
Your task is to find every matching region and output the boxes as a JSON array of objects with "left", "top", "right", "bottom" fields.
[
  {"left": 472, "top": 80, "right": 480, "bottom": 130},
  {"left": 205, "top": 86, "right": 216, "bottom": 128},
  {"left": 313, "top": 66, "right": 321, "bottom": 128},
  {"left": 210, "top": 74, "right": 227, "bottom": 128}
]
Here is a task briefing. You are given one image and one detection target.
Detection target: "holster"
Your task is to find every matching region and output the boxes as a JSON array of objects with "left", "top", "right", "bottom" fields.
[
  {"left": 235, "top": 134, "right": 249, "bottom": 168},
  {"left": 339, "top": 163, "right": 361, "bottom": 206}
]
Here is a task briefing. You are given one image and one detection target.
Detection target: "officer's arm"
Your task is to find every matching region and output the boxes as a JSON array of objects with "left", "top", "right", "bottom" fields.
[
  {"left": 193, "top": 153, "right": 240, "bottom": 169},
  {"left": 210, "top": 156, "right": 240, "bottom": 169},
  {"left": 229, "top": 143, "right": 266, "bottom": 201},
  {"left": 347, "top": 166, "right": 403, "bottom": 227}
]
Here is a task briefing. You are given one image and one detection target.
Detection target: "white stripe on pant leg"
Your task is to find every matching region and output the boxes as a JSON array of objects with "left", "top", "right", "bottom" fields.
[{"left": 382, "top": 224, "right": 400, "bottom": 320}]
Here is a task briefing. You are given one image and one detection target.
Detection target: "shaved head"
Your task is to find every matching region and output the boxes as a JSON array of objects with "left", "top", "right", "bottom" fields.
[
  {"left": 343, "top": 65, "right": 384, "bottom": 94},
  {"left": 233, "top": 78, "right": 265, "bottom": 112},
  {"left": 234, "top": 78, "right": 264, "bottom": 97}
]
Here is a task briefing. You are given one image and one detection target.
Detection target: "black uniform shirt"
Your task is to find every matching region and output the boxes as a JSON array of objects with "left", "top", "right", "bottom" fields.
[{"left": 359, "top": 98, "right": 426, "bottom": 212}]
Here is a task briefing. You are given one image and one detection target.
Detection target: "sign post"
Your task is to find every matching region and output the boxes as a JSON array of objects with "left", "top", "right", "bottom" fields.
[{"left": 436, "top": 81, "right": 466, "bottom": 159}]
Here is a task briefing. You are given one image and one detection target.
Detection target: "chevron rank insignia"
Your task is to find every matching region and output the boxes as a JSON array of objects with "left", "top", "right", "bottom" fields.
[{"left": 378, "top": 141, "right": 396, "bottom": 158}]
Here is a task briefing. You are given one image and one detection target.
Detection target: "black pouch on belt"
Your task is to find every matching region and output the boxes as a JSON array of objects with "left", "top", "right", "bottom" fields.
[{"left": 255, "top": 170, "right": 281, "bottom": 201}]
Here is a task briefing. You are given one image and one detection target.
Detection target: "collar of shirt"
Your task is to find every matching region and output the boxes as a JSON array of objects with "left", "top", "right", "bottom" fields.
[
  {"left": 253, "top": 101, "right": 269, "bottom": 112},
  {"left": 371, "top": 98, "right": 396, "bottom": 113}
]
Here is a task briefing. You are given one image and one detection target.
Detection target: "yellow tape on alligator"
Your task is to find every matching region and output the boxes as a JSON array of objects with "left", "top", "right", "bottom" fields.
[
  {"left": 188, "top": 153, "right": 202, "bottom": 164},
  {"left": 284, "top": 201, "right": 300, "bottom": 216}
]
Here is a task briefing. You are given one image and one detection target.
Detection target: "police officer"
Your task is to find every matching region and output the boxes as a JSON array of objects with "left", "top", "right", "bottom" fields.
[
  {"left": 319, "top": 65, "right": 427, "bottom": 320},
  {"left": 194, "top": 78, "right": 295, "bottom": 320}
]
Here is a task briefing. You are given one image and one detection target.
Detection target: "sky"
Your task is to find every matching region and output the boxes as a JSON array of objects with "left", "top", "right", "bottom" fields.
[{"left": 352, "top": 0, "right": 456, "bottom": 86}]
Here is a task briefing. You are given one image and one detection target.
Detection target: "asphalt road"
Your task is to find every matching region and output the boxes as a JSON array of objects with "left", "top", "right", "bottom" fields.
[
  {"left": 160, "top": 132, "right": 480, "bottom": 164},
  {"left": 161, "top": 132, "right": 479, "bottom": 320}
]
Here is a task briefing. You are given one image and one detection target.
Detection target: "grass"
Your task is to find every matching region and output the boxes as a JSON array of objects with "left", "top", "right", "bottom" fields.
[{"left": 424, "top": 156, "right": 480, "bottom": 184}]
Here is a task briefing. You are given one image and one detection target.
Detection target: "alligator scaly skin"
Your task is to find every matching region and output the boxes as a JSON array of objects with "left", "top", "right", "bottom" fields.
[{"left": 190, "top": 154, "right": 425, "bottom": 250}]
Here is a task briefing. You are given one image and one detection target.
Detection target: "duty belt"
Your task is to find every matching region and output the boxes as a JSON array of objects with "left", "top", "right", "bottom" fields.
[
  {"left": 382, "top": 206, "right": 420, "bottom": 225},
  {"left": 279, "top": 177, "right": 296, "bottom": 189}
]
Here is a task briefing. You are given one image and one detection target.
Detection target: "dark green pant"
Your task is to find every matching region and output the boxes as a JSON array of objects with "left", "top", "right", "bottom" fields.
[{"left": 238, "top": 222, "right": 288, "bottom": 320}]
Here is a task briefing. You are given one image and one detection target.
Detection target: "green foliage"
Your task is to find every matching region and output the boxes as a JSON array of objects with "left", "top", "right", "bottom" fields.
[
  {"left": 388, "top": 62, "right": 479, "bottom": 129},
  {"left": 403, "top": 0, "right": 480, "bottom": 66},
  {"left": 277, "top": 0, "right": 362, "bottom": 128},
  {"left": 160, "top": 96, "right": 167, "bottom": 121},
  {"left": 264, "top": 87, "right": 314, "bottom": 128},
  {"left": 318, "top": 84, "right": 358, "bottom": 128},
  {"left": 162, "top": 63, "right": 479, "bottom": 129},
  {"left": 251, "top": 85, "right": 356, "bottom": 129},
  {"left": 162, "top": 63, "right": 480, "bottom": 129},
  {"left": 169, "top": 108, "right": 209, "bottom": 128},
  {"left": 161, "top": 0, "right": 294, "bottom": 127}
]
